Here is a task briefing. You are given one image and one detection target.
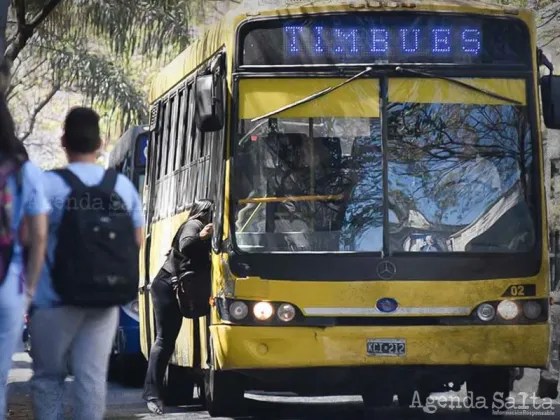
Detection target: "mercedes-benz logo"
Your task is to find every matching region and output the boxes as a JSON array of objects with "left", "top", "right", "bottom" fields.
[{"left": 376, "top": 260, "right": 396, "bottom": 280}]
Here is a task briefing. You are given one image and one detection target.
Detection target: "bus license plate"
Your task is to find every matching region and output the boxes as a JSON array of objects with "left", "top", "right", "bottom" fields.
[{"left": 366, "top": 339, "right": 406, "bottom": 356}]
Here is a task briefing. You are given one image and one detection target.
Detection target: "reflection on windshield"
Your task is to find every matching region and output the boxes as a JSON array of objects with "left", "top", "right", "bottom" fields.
[
  {"left": 233, "top": 107, "right": 534, "bottom": 253},
  {"left": 234, "top": 117, "right": 380, "bottom": 252},
  {"left": 388, "top": 103, "right": 534, "bottom": 253}
]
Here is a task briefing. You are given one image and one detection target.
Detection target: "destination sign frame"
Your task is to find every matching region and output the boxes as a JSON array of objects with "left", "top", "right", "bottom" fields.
[{"left": 239, "top": 13, "right": 531, "bottom": 67}]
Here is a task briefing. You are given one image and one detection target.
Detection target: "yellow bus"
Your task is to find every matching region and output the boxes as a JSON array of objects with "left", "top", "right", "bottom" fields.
[{"left": 139, "top": 0, "right": 560, "bottom": 416}]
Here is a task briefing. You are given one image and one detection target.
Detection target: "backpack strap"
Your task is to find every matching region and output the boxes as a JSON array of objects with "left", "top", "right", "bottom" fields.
[
  {"left": 98, "top": 168, "right": 118, "bottom": 195},
  {"left": 50, "top": 168, "right": 86, "bottom": 193}
]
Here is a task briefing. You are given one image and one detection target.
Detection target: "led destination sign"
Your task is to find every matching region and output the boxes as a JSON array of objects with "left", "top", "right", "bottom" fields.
[
  {"left": 241, "top": 14, "right": 530, "bottom": 66},
  {"left": 284, "top": 25, "right": 482, "bottom": 57}
]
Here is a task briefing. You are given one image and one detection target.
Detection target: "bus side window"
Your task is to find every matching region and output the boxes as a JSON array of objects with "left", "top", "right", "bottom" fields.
[
  {"left": 167, "top": 95, "right": 179, "bottom": 176},
  {"left": 173, "top": 89, "right": 185, "bottom": 172},
  {"left": 156, "top": 102, "right": 167, "bottom": 181},
  {"left": 185, "top": 85, "right": 198, "bottom": 206},
  {"left": 174, "top": 88, "right": 187, "bottom": 213},
  {"left": 162, "top": 96, "right": 173, "bottom": 178},
  {"left": 146, "top": 103, "right": 159, "bottom": 185},
  {"left": 162, "top": 96, "right": 174, "bottom": 217},
  {"left": 202, "top": 129, "right": 212, "bottom": 199},
  {"left": 155, "top": 101, "right": 168, "bottom": 220},
  {"left": 209, "top": 60, "right": 227, "bottom": 251},
  {"left": 165, "top": 95, "right": 180, "bottom": 217},
  {"left": 182, "top": 84, "right": 194, "bottom": 168},
  {"left": 170, "top": 90, "right": 184, "bottom": 215},
  {"left": 193, "top": 128, "right": 204, "bottom": 203}
]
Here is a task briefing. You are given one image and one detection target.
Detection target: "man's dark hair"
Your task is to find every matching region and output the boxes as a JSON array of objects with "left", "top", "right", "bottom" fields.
[{"left": 63, "top": 107, "right": 101, "bottom": 154}]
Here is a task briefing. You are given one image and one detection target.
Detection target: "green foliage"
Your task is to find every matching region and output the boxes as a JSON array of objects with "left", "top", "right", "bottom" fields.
[
  {"left": 4, "top": 0, "right": 244, "bottom": 151},
  {"left": 42, "top": 0, "right": 194, "bottom": 63}
]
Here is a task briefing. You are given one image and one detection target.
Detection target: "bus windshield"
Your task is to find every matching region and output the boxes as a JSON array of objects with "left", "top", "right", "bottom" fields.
[{"left": 233, "top": 78, "right": 535, "bottom": 253}]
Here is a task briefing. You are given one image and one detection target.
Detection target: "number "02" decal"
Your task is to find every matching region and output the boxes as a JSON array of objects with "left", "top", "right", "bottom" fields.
[{"left": 501, "top": 284, "right": 536, "bottom": 297}]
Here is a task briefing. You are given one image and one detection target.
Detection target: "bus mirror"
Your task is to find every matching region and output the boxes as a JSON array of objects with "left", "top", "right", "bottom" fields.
[
  {"left": 541, "top": 74, "right": 560, "bottom": 129},
  {"left": 195, "top": 74, "right": 224, "bottom": 133}
]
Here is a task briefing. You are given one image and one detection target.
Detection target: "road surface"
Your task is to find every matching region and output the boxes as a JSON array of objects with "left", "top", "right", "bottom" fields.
[{"left": 6, "top": 350, "right": 560, "bottom": 419}]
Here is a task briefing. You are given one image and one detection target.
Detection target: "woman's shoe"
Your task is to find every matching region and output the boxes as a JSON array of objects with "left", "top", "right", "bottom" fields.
[{"left": 147, "top": 399, "right": 164, "bottom": 415}]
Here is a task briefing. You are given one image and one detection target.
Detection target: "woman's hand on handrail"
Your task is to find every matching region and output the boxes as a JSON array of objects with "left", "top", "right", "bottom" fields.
[{"left": 199, "top": 223, "right": 213, "bottom": 240}]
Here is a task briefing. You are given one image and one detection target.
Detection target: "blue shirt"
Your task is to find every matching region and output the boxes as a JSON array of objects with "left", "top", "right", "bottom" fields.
[
  {"left": 0, "top": 161, "right": 50, "bottom": 308},
  {"left": 32, "top": 163, "right": 145, "bottom": 308}
]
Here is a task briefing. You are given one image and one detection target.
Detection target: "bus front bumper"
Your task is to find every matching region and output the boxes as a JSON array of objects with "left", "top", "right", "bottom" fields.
[{"left": 212, "top": 324, "right": 549, "bottom": 370}]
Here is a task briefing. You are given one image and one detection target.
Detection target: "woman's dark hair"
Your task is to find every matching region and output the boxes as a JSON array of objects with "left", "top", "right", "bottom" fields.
[
  {"left": 188, "top": 199, "right": 214, "bottom": 223},
  {"left": 0, "top": 96, "right": 28, "bottom": 162}
]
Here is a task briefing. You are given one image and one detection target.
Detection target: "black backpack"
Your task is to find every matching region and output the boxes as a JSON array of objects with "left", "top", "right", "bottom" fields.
[{"left": 48, "top": 168, "right": 139, "bottom": 307}]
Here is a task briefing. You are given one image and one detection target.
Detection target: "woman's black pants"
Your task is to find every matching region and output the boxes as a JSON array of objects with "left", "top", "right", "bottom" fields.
[{"left": 142, "top": 269, "right": 183, "bottom": 402}]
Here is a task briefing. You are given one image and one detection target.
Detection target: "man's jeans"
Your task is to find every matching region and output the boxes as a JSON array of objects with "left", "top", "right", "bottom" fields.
[
  {"left": 29, "top": 306, "right": 118, "bottom": 420},
  {"left": 0, "top": 297, "right": 24, "bottom": 419}
]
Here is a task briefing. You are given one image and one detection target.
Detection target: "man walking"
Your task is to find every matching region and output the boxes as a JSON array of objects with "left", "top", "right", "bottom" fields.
[{"left": 29, "top": 107, "right": 144, "bottom": 420}]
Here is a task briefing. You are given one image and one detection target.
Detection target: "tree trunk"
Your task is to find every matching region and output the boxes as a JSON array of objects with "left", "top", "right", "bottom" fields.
[
  {"left": 0, "top": 0, "right": 9, "bottom": 63},
  {"left": 5, "top": 0, "right": 63, "bottom": 62}
]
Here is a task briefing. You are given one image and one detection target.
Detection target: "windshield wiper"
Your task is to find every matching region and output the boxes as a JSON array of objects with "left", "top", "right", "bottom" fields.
[
  {"left": 238, "top": 119, "right": 268, "bottom": 146},
  {"left": 251, "top": 66, "right": 373, "bottom": 123},
  {"left": 395, "top": 67, "right": 523, "bottom": 105}
]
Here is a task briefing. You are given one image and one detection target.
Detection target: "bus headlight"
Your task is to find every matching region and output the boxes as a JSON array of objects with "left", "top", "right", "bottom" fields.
[
  {"left": 277, "top": 303, "right": 296, "bottom": 322},
  {"left": 476, "top": 303, "right": 496, "bottom": 322},
  {"left": 523, "top": 301, "right": 542, "bottom": 320},
  {"left": 253, "top": 302, "right": 274, "bottom": 321},
  {"left": 229, "top": 301, "right": 249, "bottom": 320},
  {"left": 497, "top": 300, "right": 519, "bottom": 320}
]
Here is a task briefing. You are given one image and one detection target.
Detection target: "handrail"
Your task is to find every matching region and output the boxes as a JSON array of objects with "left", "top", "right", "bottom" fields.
[{"left": 237, "top": 194, "right": 344, "bottom": 205}]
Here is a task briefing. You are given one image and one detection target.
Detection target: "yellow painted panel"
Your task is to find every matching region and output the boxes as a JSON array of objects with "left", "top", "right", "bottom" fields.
[
  {"left": 389, "top": 78, "right": 526, "bottom": 105},
  {"left": 138, "top": 291, "right": 148, "bottom": 359},
  {"left": 199, "top": 317, "right": 209, "bottom": 370},
  {"left": 239, "top": 78, "right": 380, "bottom": 119},
  {"left": 149, "top": 293, "right": 156, "bottom": 355},
  {"left": 212, "top": 324, "right": 548, "bottom": 369}
]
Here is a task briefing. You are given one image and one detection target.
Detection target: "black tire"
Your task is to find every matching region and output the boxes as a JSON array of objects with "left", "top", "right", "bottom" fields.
[
  {"left": 107, "top": 354, "right": 119, "bottom": 382},
  {"left": 24, "top": 332, "right": 31, "bottom": 355},
  {"left": 110, "top": 354, "right": 147, "bottom": 388},
  {"left": 468, "top": 369, "right": 511, "bottom": 417},
  {"left": 162, "top": 364, "right": 195, "bottom": 406},
  {"left": 196, "top": 375, "right": 206, "bottom": 407},
  {"left": 204, "top": 368, "right": 245, "bottom": 417},
  {"left": 537, "top": 376, "right": 559, "bottom": 400},
  {"left": 362, "top": 387, "right": 394, "bottom": 408}
]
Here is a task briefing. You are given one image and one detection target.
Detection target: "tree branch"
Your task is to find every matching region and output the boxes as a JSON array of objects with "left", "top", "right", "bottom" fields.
[
  {"left": 20, "top": 84, "right": 59, "bottom": 142},
  {"left": 5, "top": 0, "right": 63, "bottom": 61},
  {"left": 540, "top": 33, "right": 560, "bottom": 49},
  {"left": 14, "top": 0, "right": 26, "bottom": 29},
  {"left": 538, "top": 9, "right": 558, "bottom": 29}
]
